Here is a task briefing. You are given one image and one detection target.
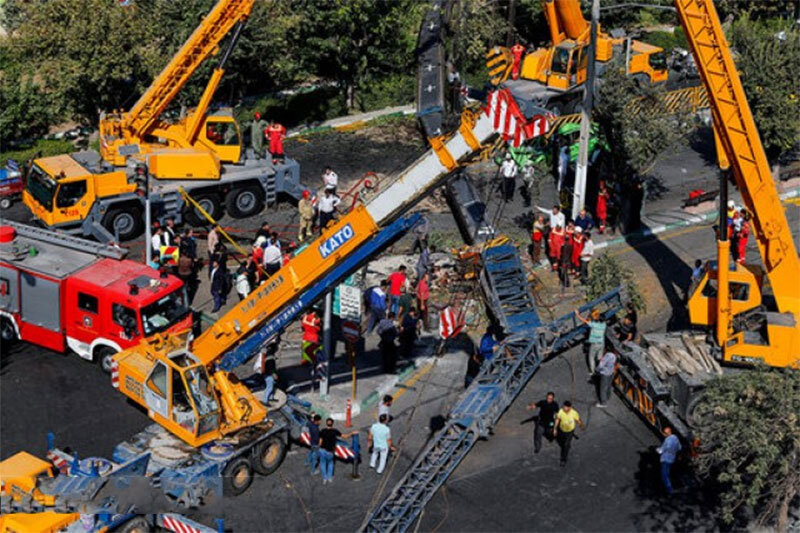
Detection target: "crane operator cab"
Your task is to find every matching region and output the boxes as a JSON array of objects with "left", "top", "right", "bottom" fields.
[{"left": 142, "top": 350, "right": 221, "bottom": 443}]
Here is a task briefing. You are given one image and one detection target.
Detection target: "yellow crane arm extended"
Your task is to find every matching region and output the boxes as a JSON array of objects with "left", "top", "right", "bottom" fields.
[
  {"left": 121, "top": 0, "right": 255, "bottom": 138},
  {"left": 677, "top": 0, "right": 800, "bottom": 316}
]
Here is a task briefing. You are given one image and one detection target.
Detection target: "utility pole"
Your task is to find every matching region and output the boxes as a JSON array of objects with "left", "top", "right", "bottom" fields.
[
  {"left": 144, "top": 170, "right": 152, "bottom": 265},
  {"left": 572, "top": 0, "right": 600, "bottom": 220}
]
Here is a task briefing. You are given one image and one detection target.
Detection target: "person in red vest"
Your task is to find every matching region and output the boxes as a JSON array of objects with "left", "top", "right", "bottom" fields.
[
  {"left": 265, "top": 121, "right": 286, "bottom": 162},
  {"left": 511, "top": 43, "right": 526, "bottom": 80},
  {"left": 571, "top": 226, "right": 584, "bottom": 275},
  {"left": 301, "top": 310, "right": 321, "bottom": 366}
]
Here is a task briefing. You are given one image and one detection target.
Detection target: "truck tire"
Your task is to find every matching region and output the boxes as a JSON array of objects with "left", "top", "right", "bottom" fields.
[
  {"left": 222, "top": 456, "right": 253, "bottom": 496},
  {"left": 119, "top": 517, "right": 150, "bottom": 533},
  {"left": 225, "top": 186, "right": 264, "bottom": 219},
  {"left": 102, "top": 206, "right": 143, "bottom": 241},
  {"left": 184, "top": 193, "right": 223, "bottom": 226},
  {"left": 94, "top": 346, "right": 117, "bottom": 374},
  {"left": 251, "top": 435, "right": 287, "bottom": 475},
  {"left": 0, "top": 198, "right": 12, "bottom": 210}
]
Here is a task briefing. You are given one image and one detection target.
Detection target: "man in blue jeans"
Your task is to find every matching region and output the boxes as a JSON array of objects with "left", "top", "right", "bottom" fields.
[
  {"left": 318, "top": 418, "right": 357, "bottom": 484},
  {"left": 305, "top": 414, "right": 322, "bottom": 475},
  {"left": 366, "top": 281, "right": 388, "bottom": 334},
  {"left": 657, "top": 426, "right": 682, "bottom": 495}
]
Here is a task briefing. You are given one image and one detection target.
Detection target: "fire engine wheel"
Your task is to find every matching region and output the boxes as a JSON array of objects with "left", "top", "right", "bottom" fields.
[
  {"left": 226, "top": 186, "right": 264, "bottom": 219},
  {"left": 0, "top": 317, "right": 16, "bottom": 342},
  {"left": 251, "top": 436, "right": 287, "bottom": 476},
  {"left": 184, "top": 194, "right": 223, "bottom": 226},
  {"left": 94, "top": 346, "right": 117, "bottom": 374},
  {"left": 222, "top": 457, "right": 253, "bottom": 496},
  {"left": 102, "top": 206, "right": 143, "bottom": 241},
  {"left": 0, "top": 198, "right": 11, "bottom": 210}
]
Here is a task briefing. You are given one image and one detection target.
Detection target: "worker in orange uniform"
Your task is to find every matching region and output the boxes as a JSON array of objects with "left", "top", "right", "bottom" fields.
[
  {"left": 301, "top": 309, "right": 322, "bottom": 366},
  {"left": 511, "top": 43, "right": 526, "bottom": 80},
  {"left": 265, "top": 121, "right": 286, "bottom": 163}
]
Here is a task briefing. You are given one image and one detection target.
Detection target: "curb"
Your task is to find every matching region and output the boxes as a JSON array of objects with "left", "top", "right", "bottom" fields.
[
  {"left": 304, "top": 358, "right": 430, "bottom": 421},
  {"left": 584, "top": 185, "right": 800, "bottom": 254}
]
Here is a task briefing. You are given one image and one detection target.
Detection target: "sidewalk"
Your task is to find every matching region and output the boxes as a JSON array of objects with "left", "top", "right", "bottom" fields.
[{"left": 287, "top": 104, "right": 415, "bottom": 138}]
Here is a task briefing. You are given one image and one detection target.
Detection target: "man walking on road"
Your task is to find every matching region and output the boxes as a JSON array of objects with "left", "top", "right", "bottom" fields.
[
  {"left": 595, "top": 348, "right": 617, "bottom": 407},
  {"left": 576, "top": 309, "right": 606, "bottom": 376},
  {"left": 387, "top": 265, "right": 407, "bottom": 315},
  {"left": 369, "top": 414, "right": 396, "bottom": 475},
  {"left": 657, "top": 426, "right": 681, "bottom": 495},
  {"left": 526, "top": 392, "right": 559, "bottom": 454},
  {"left": 209, "top": 260, "right": 226, "bottom": 313},
  {"left": 366, "top": 281, "right": 388, "bottom": 334},
  {"left": 377, "top": 312, "right": 399, "bottom": 374},
  {"left": 553, "top": 401, "right": 585, "bottom": 466}
]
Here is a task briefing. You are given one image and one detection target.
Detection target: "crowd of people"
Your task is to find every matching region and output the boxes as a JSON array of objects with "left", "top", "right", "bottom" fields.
[{"left": 531, "top": 204, "right": 596, "bottom": 287}]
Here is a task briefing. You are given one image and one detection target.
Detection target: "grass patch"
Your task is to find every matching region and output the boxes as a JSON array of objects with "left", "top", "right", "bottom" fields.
[{"left": 0, "top": 139, "right": 74, "bottom": 167}]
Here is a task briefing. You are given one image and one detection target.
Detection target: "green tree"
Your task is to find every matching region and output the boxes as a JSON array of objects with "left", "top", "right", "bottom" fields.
[
  {"left": 585, "top": 252, "right": 646, "bottom": 313},
  {"left": 7, "top": 0, "right": 158, "bottom": 122},
  {"left": 693, "top": 367, "right": 800, "bottom": 531},
  {"left": 595, "top": 67, "right": 691, "bottom": 182},
  {"left": 728, "top": 15, "right": 800, "bottom": 161},
  {"left": 292, "top": 0, "right": 423, "bottom": 111},
  {"left": 0, "top": 66, "right": 52, "bottom": 143},
  {"left": 715, "top": 0, "right": 799, "bottom": 21}
]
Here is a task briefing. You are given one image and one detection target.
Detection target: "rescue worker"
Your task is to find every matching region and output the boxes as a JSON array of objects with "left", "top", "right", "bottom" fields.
[
  {"left": 301, "top": 310, "right": 322, "bottom": 366},
  {"left": 265, "top": 121, "right": 286, "bottom": 162},
  {"left": 596, "top": 181, "right": 609, "bottom": 234},
  {"left": 511, "top": 43, "right": 526, "bottom": 80},
  {"left": 250, "top": 111, "right": 267, "bottom": 158},
  {"left": 298, "top": 190, "right": 314, "bottom": 242},
  {"left": 317, "top": 188, "right": 340, "bottom": 230},
  {"left": 531, "top": 214, "right": 545, "bottom": 264}
]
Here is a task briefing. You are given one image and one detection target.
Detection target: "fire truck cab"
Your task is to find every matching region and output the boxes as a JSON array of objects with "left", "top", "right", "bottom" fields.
[{"left": 0, "top": 224, "right": 192, "bottom": 372}]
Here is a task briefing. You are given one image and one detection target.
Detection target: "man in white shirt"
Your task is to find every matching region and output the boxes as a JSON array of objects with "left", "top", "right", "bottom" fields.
[
  {"left": 317, "top": 188, "right": 341, "bottom": 229},
  {"left": 378, "top": 395, "right": 393, "bottom": 423},
  {"left": 151, "top": 225, "right": 163, "bottom": 264},
  {"left": 368, "top": 414, "right": 396, "bottom": 474},
  {"left": 536, "top": 205, "right": 566, "bottom": 230},
  {"left": 322, "top": 166, "right": 338, "bottom": 193},
  {"left": 263, "top": 241, "right": 282, "bottom": 277},
  {"left": 579, "top": 231, "right": 594, "bottom": 284},
  {"left": 500, "top": 154, "right": 518, "bottom": 202}
]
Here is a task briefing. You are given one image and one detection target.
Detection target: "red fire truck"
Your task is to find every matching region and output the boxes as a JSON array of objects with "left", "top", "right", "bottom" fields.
[{"left": 0, "top": 221, "right": 193, "bottom": 372}]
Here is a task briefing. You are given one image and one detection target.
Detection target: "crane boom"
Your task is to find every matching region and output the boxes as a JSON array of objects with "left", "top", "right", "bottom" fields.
[
  {"left": 678, "top": 0, "right": 800, "bottom": 314},
  {"left": 122, "top": 0, "right": 255, "bottom": 137}
]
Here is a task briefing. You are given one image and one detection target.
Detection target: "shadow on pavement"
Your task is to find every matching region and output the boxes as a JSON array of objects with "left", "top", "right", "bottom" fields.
[{"left": 624, "top": 222, "right": 693, "bottom": 331}]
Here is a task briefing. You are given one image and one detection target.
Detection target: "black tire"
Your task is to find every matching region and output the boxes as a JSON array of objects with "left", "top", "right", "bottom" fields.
[
  {"left": 222, "top": 456, "right": 253, "bottom": 496},
  {"left": 119, "top": 516, "right": 150, "bottom": 533},
  {"left": 0, "top": 317, "right": 16, "bottom": 342},
  {"left": 226, "top": 186, "right": 264, "bottom": 219},
  {"left": 102, "top": 205, "right": 143, "bottom": 241},
  {"left": 250, "top": 436, "right": 287, "bottom": 476},
  {"left": 0, "top": 198, "right": 12, "bottom": 210},
  {"left": 184, "top": 193, "right": 223, "bottom": 226},
  {"left": 94, "top": 346, "right": 117, "bottom": 374}
]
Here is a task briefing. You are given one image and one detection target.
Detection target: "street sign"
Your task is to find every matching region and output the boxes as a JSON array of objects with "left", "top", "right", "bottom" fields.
[{"left": 341, "top": 320, "right": 361, "bottom": 342}]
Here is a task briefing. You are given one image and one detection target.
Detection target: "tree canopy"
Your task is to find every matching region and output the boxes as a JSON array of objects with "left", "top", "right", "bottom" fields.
[{"left": 693, "top": 367, "right": 800, "bottom": 531}]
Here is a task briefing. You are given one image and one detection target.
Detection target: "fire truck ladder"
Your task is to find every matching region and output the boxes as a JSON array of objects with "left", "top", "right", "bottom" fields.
[
  {"left": 2, "top": 220, "right": 127, "bottom": 260},
  {"left": 362, "top": 244, "right": 624, "bottom": 532}
]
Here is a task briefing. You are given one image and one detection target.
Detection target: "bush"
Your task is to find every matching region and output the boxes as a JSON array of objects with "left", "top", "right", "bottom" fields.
[
  {"left": 585, "top": 252, "right": 646, "bottom": 314},
  {"left": 0, "top": 139, "right": 74, "bottom": 167},
  {"left": 355, "top": 73, "right": 415, "bottom": 112},
  {"left": 642, "top": 28, "right": 688, "bottom": 52}
]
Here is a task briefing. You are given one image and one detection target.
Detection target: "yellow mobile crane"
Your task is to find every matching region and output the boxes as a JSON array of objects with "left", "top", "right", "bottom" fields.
[
  {"left": 23, "top": 0, "right": 304, "bottom": 242},
  {"left": 487, "top": 0, "right": 668, "bottom": 115},
  {"left": 680, "top": 0, "right": 799, "bottom": 367}
]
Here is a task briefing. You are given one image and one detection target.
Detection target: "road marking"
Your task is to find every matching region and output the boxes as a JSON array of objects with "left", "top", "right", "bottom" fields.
[
  {"left": 608, "top": 222, "right": 711, "bottom": 258},
  {"left": 372, "top": 359, "right": 437, "bottom": 419}
]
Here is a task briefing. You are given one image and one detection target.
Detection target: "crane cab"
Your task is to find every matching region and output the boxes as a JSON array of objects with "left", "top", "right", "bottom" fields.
[
  {"left": 194, "top": 112, "right": 242, "bottom": 164},
  {"left": 116, "top": 344, "right": 222, "bottom": 446},
  {"left": 688, "top": 260, "right": 764, "bottom": 326}
]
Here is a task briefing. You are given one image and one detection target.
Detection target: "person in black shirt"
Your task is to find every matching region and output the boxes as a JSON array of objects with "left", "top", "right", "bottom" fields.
[
  {"left": 465, "top": 350, "right": 484, "bottom": 388},
  {"left": 526, "top": 392, "right": 559, "bottom": 453},
  {"left": 399, "top": 307, "right": 420, "bottom": 360},
  {"left": 617, "top": 315, "right": 637, "bottom": 343},
  {"left": 624, "top": 302, "right": 638, "bottom": 329},
  {"left": 318, "top": 418, "right": 357, "bottom": 484},
  {"left": 376, "top": 312, "right": 399, "bottom": 374}
]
